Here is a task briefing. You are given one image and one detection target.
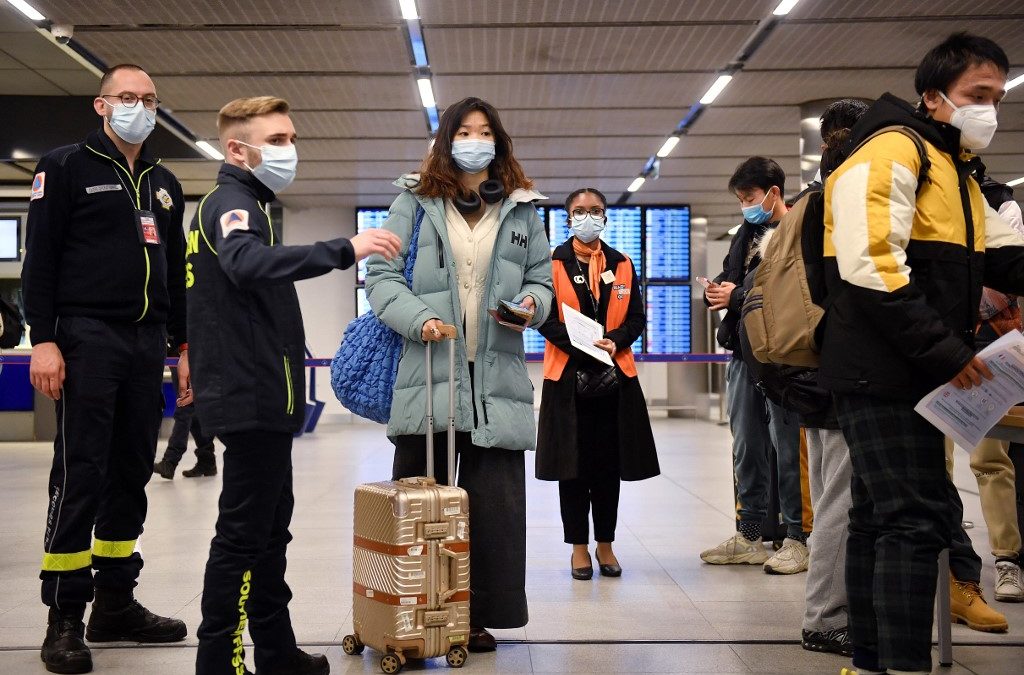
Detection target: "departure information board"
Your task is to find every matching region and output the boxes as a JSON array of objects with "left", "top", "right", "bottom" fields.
[
  {"left": 645, "top": 207, "right": 691, "bottom": 280},
  {"left": 355, "top": 203, "right": 691, "bottom": 355},
  {"left": 646, "top": 285, "right": 692, "bottom": 354}
]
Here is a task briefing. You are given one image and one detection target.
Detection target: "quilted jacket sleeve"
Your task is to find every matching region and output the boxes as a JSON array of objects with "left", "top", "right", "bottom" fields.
[{"left": 365, "top": 191, "right": 440, "bottom": 342}]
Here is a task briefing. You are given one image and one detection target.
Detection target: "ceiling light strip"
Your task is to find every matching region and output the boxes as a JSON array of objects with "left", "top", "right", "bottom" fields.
[
  {"left": 15, "top": 19, "right": 217, "bottom": 160},
  {"left": 6, "top": 0, "right": 45, "bottom": 22},
  {"left": 398, "top": 0, "right": 439, "bottom": 135},
  {"left": 616, "top": 5, "right": 794, "bottom": 204}
]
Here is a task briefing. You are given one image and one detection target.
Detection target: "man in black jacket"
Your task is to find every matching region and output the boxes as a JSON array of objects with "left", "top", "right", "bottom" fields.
[
  {"left": 187, "top": 96, "right": 400, "bottom": 675},
  {"left": 822, "top": 33, "right": 1022, "bottom": 674},
  {"left": 700, "top": 157, "right": 808, "bottom": 575},
  {"left": 23, "top": 63, "right": 190, "bottom": 674}
]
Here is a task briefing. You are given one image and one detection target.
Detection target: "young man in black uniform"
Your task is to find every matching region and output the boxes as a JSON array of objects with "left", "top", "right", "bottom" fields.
[
  {"left": 22, "top": 64, "right": 191, "bottom": 674},
  {"left": 188, "top": 96, "right": 400, "bottom": 675}
]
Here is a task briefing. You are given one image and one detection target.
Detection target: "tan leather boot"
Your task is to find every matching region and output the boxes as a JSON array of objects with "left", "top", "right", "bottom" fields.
[{"left": 951, "top": 576, "right": 1009, "bottom": 632}]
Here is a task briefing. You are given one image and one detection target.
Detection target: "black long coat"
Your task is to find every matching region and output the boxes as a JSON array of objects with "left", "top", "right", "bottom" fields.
[{"left": 535, "top": 239, "right": 660, "bottom": 482}]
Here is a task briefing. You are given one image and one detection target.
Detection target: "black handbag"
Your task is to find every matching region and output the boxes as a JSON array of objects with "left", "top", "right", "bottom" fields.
[
  {"left": 575, "top": 362, "right": 620, "bottom": 398},
  {"left": 0, "top": 297, "right": 24, "bottom": 349}
]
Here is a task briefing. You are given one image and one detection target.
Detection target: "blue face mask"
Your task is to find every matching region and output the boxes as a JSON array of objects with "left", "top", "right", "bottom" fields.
[
  {"left": 570, "top": 214, "right": 606, "bottom": 244},
  {"left": 741, "top": 190, "right": 776, "bottom": 225},
  {"left": 108, "top": 102, "right": 156, "bottom": 145},
  {"left": 451, "top": 139, "right": 495, "bottom": 173}
]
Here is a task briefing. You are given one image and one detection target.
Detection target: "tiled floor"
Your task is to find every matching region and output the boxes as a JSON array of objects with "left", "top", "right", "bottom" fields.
[{"left": 1, "top": 417, "right": 1022, "bottom": 674}]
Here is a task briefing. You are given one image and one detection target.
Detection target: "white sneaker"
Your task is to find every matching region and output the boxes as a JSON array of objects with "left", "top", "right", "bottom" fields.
[
  {"left": 995, "top": 560, "right": 1024, "bottom": 602},
  {"left": 763, "top": 537, "right": 809, "bottom": 575},
  {"left": 700, "top": 533, "right": 770, "bottom": 565}
]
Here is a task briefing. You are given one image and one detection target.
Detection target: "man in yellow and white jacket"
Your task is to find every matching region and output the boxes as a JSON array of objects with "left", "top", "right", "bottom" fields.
[{"left": 821, "top": 32, "right": 1024, "bottom": 675}]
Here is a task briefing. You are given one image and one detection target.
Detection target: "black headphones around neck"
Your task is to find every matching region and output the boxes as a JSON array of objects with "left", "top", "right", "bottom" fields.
[{"left": 454, "top": 179, "right": 505, "bottom": 215}]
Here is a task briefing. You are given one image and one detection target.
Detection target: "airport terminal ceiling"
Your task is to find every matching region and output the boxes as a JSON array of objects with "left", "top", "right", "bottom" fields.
[{"left": 0, "top": 0, "right": 1021, "bottom": 237}]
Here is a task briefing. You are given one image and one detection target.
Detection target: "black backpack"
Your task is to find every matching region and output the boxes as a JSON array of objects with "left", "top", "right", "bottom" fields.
[{"left": 0, "top": 297, "right": 24, "bottom": 349}]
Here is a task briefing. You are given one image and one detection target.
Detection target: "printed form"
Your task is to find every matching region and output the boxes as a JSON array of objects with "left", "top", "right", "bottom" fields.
[
  {"left": 561, "top": 303, "right": 614, "bottom": 366},
  {"left": 916, "top": 330, "right": 1024, "bottom": 450}
]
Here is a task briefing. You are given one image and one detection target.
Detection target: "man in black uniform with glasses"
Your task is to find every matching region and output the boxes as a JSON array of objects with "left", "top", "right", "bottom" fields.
[{"left": 23, "top": 63, "right": 190, "bottom": 674}]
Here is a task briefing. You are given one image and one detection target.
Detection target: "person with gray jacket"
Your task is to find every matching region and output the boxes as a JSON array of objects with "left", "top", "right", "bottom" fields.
[{"left": 365, "top": 97, "right": 553, "bottom": 652}]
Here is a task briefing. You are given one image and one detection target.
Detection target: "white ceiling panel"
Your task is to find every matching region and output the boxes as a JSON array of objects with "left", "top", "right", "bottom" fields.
[
  {"left": 715, "top": 68, "right": 920, "bottom": 107},
  {"left": 153, "top": 75, "right": 419, "bottom": 112},
  {"left": 32, "top": 1, "right": 399, "bottom": 26},
  {"left": 435, "top": 72, "right": 713, "bottom": 109},
  {"left": 428, "top": 25, "right": 753, "bottom": 73},
  {"left": 75, "top": 29, "right": 410, "bottom": 75},
  {"left": 499, "top": 108, "right": 689, "bottom": 137},
  {"left": 421, "top": 0, "right": 777, "bottom": 24},
  {"left": 791, "top": 0, "right": 1024, "bottom": 20},
  {"left": 749, "top": 19, "right": 1024, "bottom": 69},
  {"left": 174, "top": 110, "right": 427, "bottom": 141}
]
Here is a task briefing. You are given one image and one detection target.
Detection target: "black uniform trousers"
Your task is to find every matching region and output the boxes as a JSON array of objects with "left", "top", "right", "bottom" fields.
[
  {"left": 40, "top": 317, "right": 166, "bottom": 609},
  {"left": 559, "top": 389, "right": 622, "bottom": 544},
  {"left": 164, "top": 403, "right": 215, "bottom": 464},
  {"left": 196, "top": 431, "right": 297, "bottom": 675},
  {"left": 393, "top": 433, "right": 528, "bottom": 630}
]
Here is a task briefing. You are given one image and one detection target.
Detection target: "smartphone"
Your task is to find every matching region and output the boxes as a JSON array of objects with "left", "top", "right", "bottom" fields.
[{"left": 696, "top": 276, "right": 712, "bottom": 289}]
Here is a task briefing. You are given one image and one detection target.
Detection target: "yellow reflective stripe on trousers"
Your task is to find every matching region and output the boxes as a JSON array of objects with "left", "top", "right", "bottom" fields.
[
  {"left": 41, "top": 550, "right": 92, "bottom": 572},
  {"left": 92, "top": 539, "right": 137, "bottom": 558},
  {"left": 283, "top": 355, "right": 294, "bottom": 415}
]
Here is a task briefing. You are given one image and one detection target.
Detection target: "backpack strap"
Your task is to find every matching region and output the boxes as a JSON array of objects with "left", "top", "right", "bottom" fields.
[{"left": 851, "top": 125, "right": 931, "bottom": 194}]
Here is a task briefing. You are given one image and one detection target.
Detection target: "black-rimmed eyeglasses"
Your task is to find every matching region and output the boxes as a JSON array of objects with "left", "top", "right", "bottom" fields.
[
  {"left": 570, "top": 207, "right": 606, "bottom": 219},
  {"left": 101, "top": 93, "right": 161, "bottom": 110}
]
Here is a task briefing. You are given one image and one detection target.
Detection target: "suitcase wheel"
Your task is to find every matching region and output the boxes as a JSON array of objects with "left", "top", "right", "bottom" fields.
[
  {"left": 342, "top": 634, "right": 364, "bottom": 656},
  {"left": 380, "top": 652, "right": 403, "bottom": 674},
  {"left": 446, "top": 645, "right": 468, "bottom": 668}
]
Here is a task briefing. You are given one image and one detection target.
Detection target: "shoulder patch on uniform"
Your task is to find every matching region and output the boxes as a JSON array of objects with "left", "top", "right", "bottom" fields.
[
  {"left": 155, "top": 187, "right": 173, "bottom": 211},
  {"left": 31, "top": 172, "right": 45, "bottom": 201},
  {"left": 220, "top": 209, "right": 250, "bottom": 238}
]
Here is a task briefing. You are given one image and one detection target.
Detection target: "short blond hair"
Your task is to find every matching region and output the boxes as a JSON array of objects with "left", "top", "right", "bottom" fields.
[{"left": 217, "top": 96, "right": 290, "bottom": 140}]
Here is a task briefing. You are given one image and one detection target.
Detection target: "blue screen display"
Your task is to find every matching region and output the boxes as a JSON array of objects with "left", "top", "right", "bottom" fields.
[
  {"left": 356, "top": 208, "right": 390, "bottom": 284},
  {"left": 645, "top": 207, "right": 690, "bottom": 280},
  {"left": 645, "top": 285, "right": 692, "bottom": 354},
  {"left": 355, "top": 203, "right": 692, "bottom": 354}
]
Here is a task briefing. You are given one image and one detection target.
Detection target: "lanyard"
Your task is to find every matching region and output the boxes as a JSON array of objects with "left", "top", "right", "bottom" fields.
[
  {"left": 572, "top": 255, "right": 600, "bottom": 316},
  {"left": 110, "top": 166, "right": 153, "bottom": 213}
]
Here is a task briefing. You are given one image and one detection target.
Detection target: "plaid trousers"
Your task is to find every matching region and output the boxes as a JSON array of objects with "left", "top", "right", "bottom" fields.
[{"left": 835, "top": 393, "right": 960, "bottom": 672}]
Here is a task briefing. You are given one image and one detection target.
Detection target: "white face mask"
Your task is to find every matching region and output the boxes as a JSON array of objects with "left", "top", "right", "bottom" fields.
[
  {"left": 238, "top": 141, "right": 298, "bottom": 193},
  {"left": 939, "top": 91, "right": 998, "bottom": 149}
]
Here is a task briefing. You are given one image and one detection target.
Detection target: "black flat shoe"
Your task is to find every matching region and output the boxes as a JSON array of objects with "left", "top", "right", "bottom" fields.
[
  {"left": 596, "top": 552, "right": 622, "bottom": 577},
  {"left": 571, "top": 553, "right": 593, "bottom": 580},
  {"left": 467, "top": 627, "right": 496, "bottom": 652}
]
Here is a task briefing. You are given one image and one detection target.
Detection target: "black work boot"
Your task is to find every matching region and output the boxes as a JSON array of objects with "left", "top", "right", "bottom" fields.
[
  {"left": 85, "top": 588, "right": 187, "bottom": 643},
  {"left": 262, "top": 649, "right": 330, "bottom": 675},
  {"left": 152, "top": 458, "right": 177, "bottom": 480},
  {"left": 41, "top": 606, "right": 92, "bottom": 674},
  {"left": 182, "top": 448, "right": 216, "bottom": 477}
]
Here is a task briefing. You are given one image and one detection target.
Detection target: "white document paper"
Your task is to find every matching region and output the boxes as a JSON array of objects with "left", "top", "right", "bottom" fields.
[
  {"left": 915, "top": 330, "right": 1024, "bottom": 450},
  {"left": 561, "top": 302, "right": 614, "bottom": 366}
]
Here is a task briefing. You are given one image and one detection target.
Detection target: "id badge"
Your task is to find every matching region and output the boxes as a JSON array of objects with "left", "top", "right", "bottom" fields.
[{"left": 135, "top": 210, "right": 162, "bottom": 246}]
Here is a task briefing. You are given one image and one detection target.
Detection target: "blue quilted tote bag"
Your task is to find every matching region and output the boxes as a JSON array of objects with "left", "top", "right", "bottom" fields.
[{"left": 331, "top": 206, "right": 423, "bottom": 423}]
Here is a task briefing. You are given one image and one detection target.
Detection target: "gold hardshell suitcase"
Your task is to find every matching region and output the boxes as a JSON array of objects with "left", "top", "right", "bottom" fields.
[{"left": 342, "top": 326, "right": 470, "bottom": 673}]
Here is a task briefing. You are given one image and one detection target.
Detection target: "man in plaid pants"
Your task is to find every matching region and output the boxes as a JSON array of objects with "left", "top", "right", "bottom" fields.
[{"left": 819, "top": 33, "right": 1021, "bottom": 674}]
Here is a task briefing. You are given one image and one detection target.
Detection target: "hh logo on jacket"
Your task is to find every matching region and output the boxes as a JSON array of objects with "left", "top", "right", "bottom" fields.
[{"left": 511, "top": 231, "right": 528, "bottom": 249}]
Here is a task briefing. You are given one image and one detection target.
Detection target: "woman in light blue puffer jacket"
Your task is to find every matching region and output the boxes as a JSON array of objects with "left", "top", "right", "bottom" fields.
[{"left": 365, "top": 97, "right": 552, "bottom": 650}]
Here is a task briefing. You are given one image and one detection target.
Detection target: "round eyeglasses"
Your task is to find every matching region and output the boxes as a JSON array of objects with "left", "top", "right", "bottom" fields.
[{"left": 101, "top": 93, "right": 161, "bottom": 110}]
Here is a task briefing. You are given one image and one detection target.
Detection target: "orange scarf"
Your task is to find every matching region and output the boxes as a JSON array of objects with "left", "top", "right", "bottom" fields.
[{"left": 571, "top": 237, "right": 605, "bottom": 301}]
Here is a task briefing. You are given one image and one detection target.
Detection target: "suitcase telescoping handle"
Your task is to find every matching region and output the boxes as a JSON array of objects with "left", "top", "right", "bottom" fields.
[{"left": 424, "top": 324, "right": 458, "bottom": 486}]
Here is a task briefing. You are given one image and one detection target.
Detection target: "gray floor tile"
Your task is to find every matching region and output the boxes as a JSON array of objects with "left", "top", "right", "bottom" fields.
[{"left": 1, "top": 419, "right": 1022, "bottom": 674}]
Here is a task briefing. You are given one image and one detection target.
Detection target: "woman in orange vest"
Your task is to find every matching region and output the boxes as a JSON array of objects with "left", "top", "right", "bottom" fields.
[{"left": 536, "top": 187, "right": 659, "bottom": 580}]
